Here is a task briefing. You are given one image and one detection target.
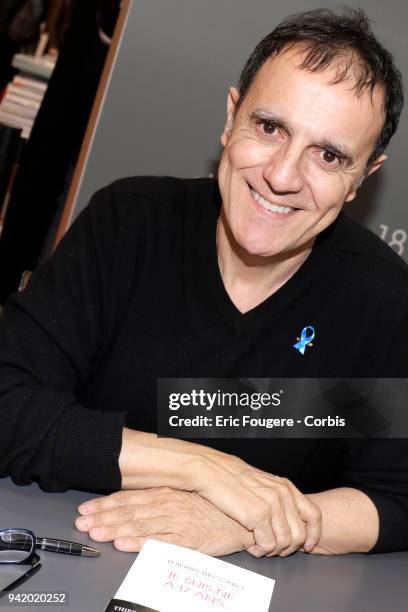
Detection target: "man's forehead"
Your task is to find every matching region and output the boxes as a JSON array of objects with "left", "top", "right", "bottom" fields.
[
  {"left": 247, "top": 46, "right": 384, "bottom": 107},
  {"left": 239, "top": 48, "right": 385, "bottom": 153}
]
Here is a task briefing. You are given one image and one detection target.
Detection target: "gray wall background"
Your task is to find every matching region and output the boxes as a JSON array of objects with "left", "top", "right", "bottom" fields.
[{"left": 74, "top": 0, "right": 408, "bottom": 260}]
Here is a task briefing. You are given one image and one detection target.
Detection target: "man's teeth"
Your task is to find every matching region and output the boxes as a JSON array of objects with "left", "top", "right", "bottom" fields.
[{"left": 251, "top": 188, "right": 295, "bottom": 214}]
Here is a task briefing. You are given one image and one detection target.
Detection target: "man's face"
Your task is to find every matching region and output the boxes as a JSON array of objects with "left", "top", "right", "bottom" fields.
[{"left": 218, "top": 47, "right": 386, "bottom": 257}]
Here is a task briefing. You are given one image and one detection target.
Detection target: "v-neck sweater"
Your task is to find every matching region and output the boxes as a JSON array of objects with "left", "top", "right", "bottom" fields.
[{"left": 1, "top": 176, "right": 408, "bottom": 553}]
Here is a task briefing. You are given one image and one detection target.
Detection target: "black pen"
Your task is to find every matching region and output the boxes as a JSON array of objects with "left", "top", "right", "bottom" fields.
[
  {"left": 11, "top": 535, "right": 100, "bottom": 557},
  {"left": 36, "top": 537, "right": 101, "bottom": 557}
]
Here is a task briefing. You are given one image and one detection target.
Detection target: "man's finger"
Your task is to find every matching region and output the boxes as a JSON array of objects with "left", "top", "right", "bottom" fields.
[
  {"left": 78, "top": 490, "right": 134, "bottom": 515},
  {"left": 114, "top": 533, "right": 182, "bottom": 552},
  {"left": 267, "top": 496, "right": 292, "bottom": 555},
  {"left": 87, "top": 516, "right": 175, "bottom": 542},
  {"left": 291, "top": 494, "right": 322, "bottom": 550},
  {"left": 78, "top": 488, "right": 167, "bottom": 515},
  {"left": 232, "top": 495, "right": 277, "bottom": 554},
  {"left": 279, "top": 479, "right": 322, "bottom": 551},
  {"left": 246, "top": 543, "right": 266, "bottom": 558},
  {"left": 75, "top": 502, "right": 167, "bottom": 531},
  {"left": 276, "top": 494, "right": 306, "bottom": 557}
]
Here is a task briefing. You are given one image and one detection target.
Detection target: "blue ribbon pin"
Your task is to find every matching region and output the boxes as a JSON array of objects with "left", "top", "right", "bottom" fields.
[{"left": 293, "top": 326, "right": 315, "bottom": 355}]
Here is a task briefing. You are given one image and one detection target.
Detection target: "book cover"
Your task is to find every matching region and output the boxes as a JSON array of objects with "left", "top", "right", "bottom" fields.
[{"left": 104, "top": 539, "right": 275, "bottom": 612}]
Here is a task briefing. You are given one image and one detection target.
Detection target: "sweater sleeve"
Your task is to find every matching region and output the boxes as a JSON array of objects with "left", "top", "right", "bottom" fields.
[
  {"left": 336, "top": 439, "right": 408, "bottom": 553},
  {"left": 0, "top": 182, "right": 133, "bottom": 493},
  {"left": 336, "top": 303, "right": 408, "bottom": 553}
]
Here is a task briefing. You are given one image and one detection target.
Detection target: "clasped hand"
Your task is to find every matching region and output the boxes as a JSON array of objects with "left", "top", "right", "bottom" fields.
[
  {"left": 76, "top": 487, "right": 253, "bottom": 556},
  {"left": 192, "top": 452, "right": 321, "bottom": 556},
  {"left": 76, "top": 451, "right": 321, "bottom": 557}
]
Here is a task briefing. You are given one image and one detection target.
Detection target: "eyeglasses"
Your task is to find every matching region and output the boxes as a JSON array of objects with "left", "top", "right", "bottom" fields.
[{"left": 0, "top": 529, "right": 41, "bottom": 595}]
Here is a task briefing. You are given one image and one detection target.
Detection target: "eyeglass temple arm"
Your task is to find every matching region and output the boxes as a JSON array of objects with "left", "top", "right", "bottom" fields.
[{"left": 0, "top": 559, "right": 42, "bottom": 595}]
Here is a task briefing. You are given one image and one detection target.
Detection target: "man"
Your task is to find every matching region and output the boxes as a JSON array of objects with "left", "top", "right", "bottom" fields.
[{"left": 0, "top": 8, "right": 407, "bottom": 558}]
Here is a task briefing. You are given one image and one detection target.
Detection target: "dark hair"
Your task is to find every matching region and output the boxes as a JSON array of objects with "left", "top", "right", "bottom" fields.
[{"left": 237, "top": 7, "right": 404, "bottom": 166}]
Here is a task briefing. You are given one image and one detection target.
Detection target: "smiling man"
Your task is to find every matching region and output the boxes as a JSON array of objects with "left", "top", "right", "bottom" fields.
[
  {"left": 216, "top": 44, "right": 387, "bottom": 312},
  {"left": 1, "top": 8, "right": 408, "bottom": 558}
]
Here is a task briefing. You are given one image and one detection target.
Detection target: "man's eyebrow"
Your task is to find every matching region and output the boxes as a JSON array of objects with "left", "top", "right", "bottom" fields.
[
  {"left": 249, "top": 110, "right": 291, "bottom": 134},
  {"left": 249, "top": 110, "right": 355, "bottom": 166}
]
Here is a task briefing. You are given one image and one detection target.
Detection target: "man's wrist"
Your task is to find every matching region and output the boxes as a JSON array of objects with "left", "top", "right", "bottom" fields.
[{"left": 119, "top": 428, "right": 209, "bottom": 490}]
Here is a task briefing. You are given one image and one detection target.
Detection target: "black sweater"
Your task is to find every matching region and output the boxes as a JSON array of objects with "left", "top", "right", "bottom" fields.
[{"left": 1, "top": 176, "right": 408, "bottom": 553}]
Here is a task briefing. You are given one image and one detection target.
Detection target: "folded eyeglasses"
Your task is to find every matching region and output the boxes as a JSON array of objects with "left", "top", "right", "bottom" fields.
[{"left": 0, "top": 529, "right": 41, "bottom": 595}]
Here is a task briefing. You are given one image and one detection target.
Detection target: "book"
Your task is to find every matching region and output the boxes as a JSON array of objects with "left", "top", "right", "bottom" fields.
[
  {"left": 5, "top": 94, "right": 41, "bottom": 110},
  {"left": 1, "top": 101, "right": 38, "bottom": 120},
  {"left": 12, "top": 53, "right": 56, "bottom": 80},
  {"left": 0, "top": 111, "right": 32, "bottom": 128},
  {"left": 7, "top": 84, "right": 44, "bottom": 102},
  {"left": 13, "top": 75, "right": 47, "bottom": 92},
  {"left": 0, "top": 112, "right": 31, "bottom": 138},
  {"left": 103, "top": 539, "right": 275, "bottom": 612}
]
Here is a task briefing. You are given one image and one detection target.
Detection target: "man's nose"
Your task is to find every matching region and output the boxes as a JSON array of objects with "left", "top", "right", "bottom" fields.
[{"left": 263, "top": 146, "right": 304, "bottom": 194}]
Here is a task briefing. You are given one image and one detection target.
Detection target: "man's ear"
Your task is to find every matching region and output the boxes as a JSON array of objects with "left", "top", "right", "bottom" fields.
[
  {"left": 220, "top": 87, "right": 240, "bottom": 147},
  {"left": 345, "top": 153, "right": 388, "bottom": 203},
  {"left": 366, "top": 153, "right": 387, "bottom": 177}
]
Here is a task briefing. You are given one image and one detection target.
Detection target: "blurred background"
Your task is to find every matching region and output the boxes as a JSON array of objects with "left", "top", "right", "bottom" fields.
[
  {"left": 0, "top": 0, "right": 121, "bottom": 303},
  {"left": 0, "top": 0, "right": 406, "bottom": 304}
]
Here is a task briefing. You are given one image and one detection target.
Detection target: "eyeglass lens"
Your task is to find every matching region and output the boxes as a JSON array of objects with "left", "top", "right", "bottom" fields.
[{"left": 0, "top": 531, "right": 33, "bottom": 562}]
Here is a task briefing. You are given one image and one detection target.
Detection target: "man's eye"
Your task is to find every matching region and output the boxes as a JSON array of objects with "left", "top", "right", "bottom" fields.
[
  {"left": 321, "top": 149, "right": 340, "bottom": 165},
  {"left": 261, "top": 122, "right": 278, "bottom": 135}
]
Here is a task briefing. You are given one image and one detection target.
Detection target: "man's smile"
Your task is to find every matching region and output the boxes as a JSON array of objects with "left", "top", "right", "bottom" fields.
[{"left": 249, "top": 186, "right": 297, "bottom": 216}]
